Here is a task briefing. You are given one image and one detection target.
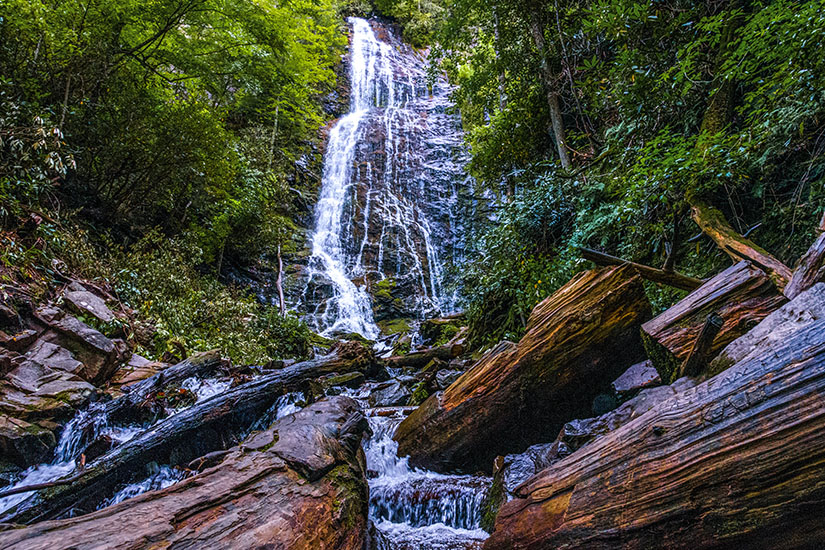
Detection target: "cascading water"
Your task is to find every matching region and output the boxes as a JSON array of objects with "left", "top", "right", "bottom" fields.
[{"left": 304, "top": 17, "right": 472, "bottom": 338}]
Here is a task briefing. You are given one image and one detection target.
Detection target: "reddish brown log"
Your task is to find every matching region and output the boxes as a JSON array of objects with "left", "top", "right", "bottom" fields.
[
  {"left": 578, "top": 247, "right": 703, "bottom": 291},
  {"left": 641, "top": 260, "right": 786, "bottom": 384},
  {"left": 785, "top": 211, "right": 825, "bottom": 300},
  {"left": 486, "top": 305, "right": 825, "bottom": 550},
  {"left": 690, "top": 200, "right": 792, "bottom": 290},
  {"left": 0, "top": 397, "right": 370, "bottom": 550},
  {"left": 393, "top": 265, "right": 651, "bottom": 473}
]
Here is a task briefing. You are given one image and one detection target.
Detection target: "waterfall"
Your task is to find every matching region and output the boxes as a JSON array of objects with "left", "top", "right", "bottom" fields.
[{"left": 304, "top": 17, "right": 471, "bottom": 338}]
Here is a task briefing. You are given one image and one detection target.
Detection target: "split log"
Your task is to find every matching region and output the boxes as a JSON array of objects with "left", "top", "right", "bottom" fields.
[
  {"left": 785, "top": 211, "right": 825, "bottom": 300},
  {"left": 486, "top": 305, "right": 825, "bottom": 550},
  {"left": 578, "top": 247, "right": 703, "bottom": 291},
  {"left": 1, "top": 341, "right": 376, "bottom": 524},
  {"left": 641, "top": 260, "right": 786, "bottom": 384},
  {"left": 690, "top": 200, "right": 792, "bottom": 290},
  {"left": 708, "top": 283, "right": 825, "bottom": 377},
  {"left": 0, "top": 397, "right": 370, "bottom": 550},
  {"left": 678, "top": 312, "right": 724, "bottom": 378},
  {"left": 393, "top": 265, "right": 651, "bottom": 474}
]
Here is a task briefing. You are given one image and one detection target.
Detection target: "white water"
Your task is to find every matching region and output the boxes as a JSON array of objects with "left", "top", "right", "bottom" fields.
[{"left": 305, "top": 17, "right": 470, "bottom": 338}]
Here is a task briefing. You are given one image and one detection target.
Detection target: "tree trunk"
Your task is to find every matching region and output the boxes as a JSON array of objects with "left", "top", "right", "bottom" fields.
[
  {"left": 641, "top": 261, "right": 786, "bottom": 384},
  {"left": 393, "top": 265, "right": 651, "bottom": 473},
  {"left": 527, "top": 17, "right": 571, "bottom": 169},
  {"left": 578, "top": 247, "right": 703, "bottom": 291},
  {"left": 0, "top": 397, "right": 370, "bottom": 550},
  {"left": 486, "top": 310, "right": 825, "bottom": 550},
  {"left": 276, "top": 244, "right": 286, "bottom": 317},
  {"left": 1, "top": 342, "right": 376, "bottom": 524}
]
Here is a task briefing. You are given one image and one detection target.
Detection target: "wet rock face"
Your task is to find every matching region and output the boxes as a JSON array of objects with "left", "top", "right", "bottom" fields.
[{"left": 298, "top": 18, "right": 481, "bottom": 336}]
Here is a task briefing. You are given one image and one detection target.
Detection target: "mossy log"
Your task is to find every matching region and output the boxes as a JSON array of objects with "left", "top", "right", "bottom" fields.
[
  {"left": 486, "top": 310, "right": 825, "bottom": 550},
  {"left": 1, "top": 342, "right": 375, "bottom": 524},
  {"left": 393, "top": 265, "right": 651, "bottom": 473},
  {"left": 0, "top": 397, "right": 370, "bottom": 550},
  {"left": 385, "top": 343, "right": 462, "bottom": 370},
  {"left": 690, "top": 200, "right": 792, "bottom": 290},
  {"left": 641, "top": 260, "right": 786, "bottom": 384}
]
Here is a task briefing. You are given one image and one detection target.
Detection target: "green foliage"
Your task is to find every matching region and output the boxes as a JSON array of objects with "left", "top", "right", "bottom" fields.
[
  {"left": 443, "top": 0, "right": 825, "bottom": 347},
  {"left": 56, "top": 227, "right": 312, "bottom": 364}
]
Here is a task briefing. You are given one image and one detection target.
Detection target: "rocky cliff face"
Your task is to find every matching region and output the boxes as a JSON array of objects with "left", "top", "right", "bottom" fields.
[{"left": 294, "top": 17, "right": 481, "bottom": 337}]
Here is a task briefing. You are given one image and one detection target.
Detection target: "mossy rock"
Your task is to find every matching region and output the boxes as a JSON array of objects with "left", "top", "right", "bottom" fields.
[
  {"left": 420, "top": 319, "right": 461, "bottom": 346},
  {"left": 378, "top": 318, "right": 412, "bottom": 336},
  {"left": 407, "top": 380, "right": 430, "bottom": 406}
]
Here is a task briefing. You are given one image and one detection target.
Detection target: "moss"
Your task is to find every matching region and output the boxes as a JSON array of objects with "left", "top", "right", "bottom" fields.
[
  {"left": 378, "top": 318, "right": 411, "bottom": 336},
  {"left": 373, "top": 277, "right": 397, "bottom": 300},
  {"left": 479, "top": 473, "right": 506, "bottom": 532},
  {"left": 407, "top": 381, "right": 430, "bottom": 406},
  {"left": 641, "top": 331, "right": 679, "bottom": 384},
  {"left": 326, "top": 463, "right": 369, "bottom": 530}
]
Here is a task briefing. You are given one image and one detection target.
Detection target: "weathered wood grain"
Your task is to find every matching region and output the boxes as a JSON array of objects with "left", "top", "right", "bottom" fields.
[
  {"left": 642, "top": 260, "right": 786, "bottom": 383},
  {"left": 486, "top": 313, "right": 825, "bottom": 550},
  {"left": 393, "top": 265, "right": 651, "bottom": 473}
]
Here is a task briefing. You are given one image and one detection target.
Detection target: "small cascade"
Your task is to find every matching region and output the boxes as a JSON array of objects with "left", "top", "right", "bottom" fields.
[
  {"left": 99, "top": 465, "right": 187, "bottom": 509},
  {"left": 364, "top": 408, "right": 489, "bottom": 549},
  {"left": 303, "top": 17, "right": 472, "bottom": 337}
]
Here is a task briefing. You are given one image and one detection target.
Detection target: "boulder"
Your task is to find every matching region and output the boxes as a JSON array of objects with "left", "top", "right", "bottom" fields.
[
  {"left": 107, "top": 354, "right": 166, "bottom": 390},
  {"left": 610, "top": 359, "right": 660, "bottom": 399},
  {"left": 641, "top": 261, "right": 786, "bottom": 383},
  {"left": 62, "top": 289, "right": 116, "bottom": 324},
  {"left": 485, "top": 308, "right": 825, "bottom": 549},
  {"left": 435, "top": 369, "right": 462, "bottom": 390},
  {"left": 0, "top": 397, "right": 371, "bottom": 550},
  {"left": 0, "top": 415, "right": 56, "bottom": 468},
  {"left": 368, "top": 380, "right": 412, "bottom": 407},
  {"left": 394, "top": 265, "right": 651, "bottom": 473},
  {"left": 34, "top": 306, "right": 129, "bottom": 384}
]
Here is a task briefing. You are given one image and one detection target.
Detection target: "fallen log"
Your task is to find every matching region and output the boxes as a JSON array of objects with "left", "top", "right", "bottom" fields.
[
  {"left": 641, "top": 260, "right": 786, "bottom": 384},
  {"left": 1, "top": 341, "right": 376, "bottom": 524},
  {"left": 393, "top": 265, "right": 651, "bottom": 473},
  {"left": 785, "top": 211, "right": 825, "bottom": 300},
  {"left": 385, "top": 343, "right": 462, "bottom": 370},
  {"left": 0, "top": 397, "right": 370, "bottom": 550},
  {"left": 578, "top": 247, "right": 703, "bottom": 291},
  {"left": 690, "top": 200, "right": 792, "bottom": 290},
  {"left": 486, "top": 300, "right": 825, "bottom": 550},
  {"left": 678, "top": 312, "right": 724, "bottom": 378},
  {"left": 708, "top": 283, "right": 825, "bottom": 377}
]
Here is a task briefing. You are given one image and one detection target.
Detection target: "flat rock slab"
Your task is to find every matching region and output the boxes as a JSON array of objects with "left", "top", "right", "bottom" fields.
[
  {"left": 611, "top": 360, "right": 660, "bottom": 398},
  {"left": 0, "top": 396, "right": 371, "bottom": 550},
  {"left": 63, "top": 290, "right": 116, "bottom": 324}
]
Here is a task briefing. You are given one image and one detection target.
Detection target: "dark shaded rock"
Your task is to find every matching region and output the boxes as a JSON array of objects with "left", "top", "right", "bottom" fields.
[
  {"left": 435, "top": 369, "right": 462, "bottom": 390},
  {"left": 81, "top": 434, "right": 115, "bottom": 463},
  {"left": 420, "top": 318, "right": 461, "bottom": 346},
  {"left": 322, "top": 371, "right": 366, "bottom": 391},
  {"left": 0, "top": 416, "right": 56, "bottom": 469},
  {"left": 611, "top": 359, "right": 660, "bottom": 399},
  {"left": 368, "top": 380, "right": 412, "bottom": 407},
  {"left": 0, "top": 329, "right": 38, "bottom": 352}
]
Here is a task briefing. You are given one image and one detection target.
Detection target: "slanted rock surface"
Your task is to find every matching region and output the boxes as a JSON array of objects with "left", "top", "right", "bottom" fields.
[
  {"left": 394, "top": 265, "right": 651, "bottom": 473},
  {"left": 0, "top": 396, "right": 371, "bottom": 550}
]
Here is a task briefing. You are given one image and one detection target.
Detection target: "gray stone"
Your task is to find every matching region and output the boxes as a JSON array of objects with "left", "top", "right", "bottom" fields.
[
  {"left": 368, "top": 380, "right": 412, "bottom": 407},
  {"left": 0, "top": 415, "right": 56, "bottom": 468},
  {"left": 435, "top": 369, "right": 462, "bottom": 390},
  {"left": 611, "top": 359, "right": 661, "bottom": 399},
  {"left": 63, "top": 289, "right": 116, "bottom": 324}
]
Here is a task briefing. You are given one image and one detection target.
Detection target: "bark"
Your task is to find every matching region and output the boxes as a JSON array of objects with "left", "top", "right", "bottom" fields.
[
  {"left": 486, "top": 312, "right": 825, "bottom": 550},
  {"left": 2, "top": 342, "right": 376, "bottom": 524},
  {"left": 527, "top": 16, "right": 571, "bottom": 169},
  {"left": 785, "top": 211, "right": 825, "bottom": 300},
  {"left": 641, "top": 261, "right": 786, "bottom": 384},
  {"left": 690, "top": 200, "right": 793, "bottom": 290},
  {"left": 0, "top": 397, "right": 370, "bottom": 550},
  {"left": 393, "top": 265, "right": 651, "bottom": 473},
  {"left": 276, "top": 243, "right": 286, "bottom": 316},
  {"left": 578, "top": 247, "right": 703, "bottom": 291},
  {"left": 679, "top": 312, "right": 724, "bottom": 378}
]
